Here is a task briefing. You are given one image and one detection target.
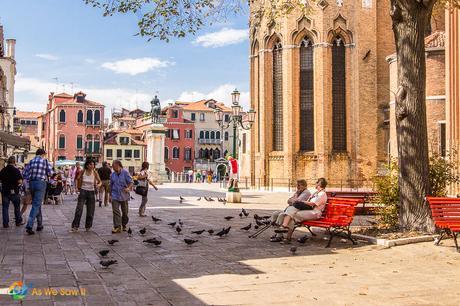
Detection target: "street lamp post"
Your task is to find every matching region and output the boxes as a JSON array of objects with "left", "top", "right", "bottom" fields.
[{"left": 214, "top": 89, "right": 256, "bottom": 160}]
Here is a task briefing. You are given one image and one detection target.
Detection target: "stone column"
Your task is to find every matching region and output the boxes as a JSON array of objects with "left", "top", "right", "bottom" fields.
[{"left": 145, "top": 123, "right": 169, "bottom": 183}]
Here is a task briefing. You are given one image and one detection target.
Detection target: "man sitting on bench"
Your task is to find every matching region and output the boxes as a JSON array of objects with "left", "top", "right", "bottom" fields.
[
  {"left": 270, "top": 179, "right": 311, "bottom": 242},
  {"left": 271, "top": 178, "right": 328, "bottom": 243}
]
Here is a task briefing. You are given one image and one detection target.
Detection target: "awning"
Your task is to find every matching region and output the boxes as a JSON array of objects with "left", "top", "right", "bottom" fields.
[{"left": 0, "top": 131, "right": 30, "bottom": 149}]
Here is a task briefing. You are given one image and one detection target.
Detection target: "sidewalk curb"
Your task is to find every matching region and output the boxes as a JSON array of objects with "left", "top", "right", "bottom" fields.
[{"left": 352, "top": 233, "right": 438, "bottom": 247}]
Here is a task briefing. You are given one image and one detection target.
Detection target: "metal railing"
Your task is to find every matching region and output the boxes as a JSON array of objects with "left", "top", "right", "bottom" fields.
[{"left": 198, "top": 138, "right": 221, "bottom": 145}]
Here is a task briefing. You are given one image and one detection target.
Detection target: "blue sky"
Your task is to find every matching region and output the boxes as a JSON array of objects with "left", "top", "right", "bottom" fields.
[{"left": 1, "top": 0, "right": 250, "bottom": 116}]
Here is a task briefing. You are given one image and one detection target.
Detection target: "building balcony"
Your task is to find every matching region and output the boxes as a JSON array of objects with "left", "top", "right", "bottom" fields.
[
  {"left": 85, "top": 148, "right": 102, "bottom": 155},
  {"left": 198, "top": 138, "right": 221, "bottom": 145}
]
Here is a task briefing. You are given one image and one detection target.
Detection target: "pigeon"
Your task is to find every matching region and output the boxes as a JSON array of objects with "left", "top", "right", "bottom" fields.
[
  {"left": 241, "top": 223, "right": 252, "bottom": 231},
  {"left": 191, "top": 230, "right": 205, "bottom": 235},
  {"left": 178, "top": 219, "right": 183, "bottom": 226},
  {"left": 208, "top": 197, "right": 215, "bottom": 202},
  {"left": 223, "top": 226, "right": 231, "bottom": 235},
  {"left": 127, "top": 227, "right": 132, "bottom": 236},
  {"left": 176, "top": 226, "right": 182, "bottom": 234},
  {"left": 254, "top": 214, "right": 261, "bottom": 220},
  {"left": 197, "top": 197, "right": 201, "bottom": 201},
  {"left": 255, "top": 219, "right": 264, "bottom": 227},
  {"left": 143, "top": 238, "right": 161, "bottom": 246},
  {"left": 99, "top": 250, "right": 110, "bottom": 257},
  {"left": 184, "top": 238, "right": 198, "bottom": 246},
  {"left": 242, "top": 209, "right": 249, "bottom": 217},
  {"left": 100, "top": 260, "right": 117, "bottom": 268},
  {"left": 180, "top": 196, "right": 185, "bottom": 200},
  {"left": 107, "top": 239, "right": 119, "bottom": 245},
  {"left": 224, "top": 216, "right": 234, "bottom": 221},
  {"left": 255, "top": 225, "right": 259, "bottom": 230},
  {"left": 139, "top": 227, "right": 146, "bottom": 235},
  {"left": 204, "top": 197, "right": 211, "bottom": 201},
  {"left": 168, "top": 222, "right": 177, "bottom": 227},
  {"left": 151, "top": 216, "right": 161, "bottom": 223},
  {"left": 290, "top": 246, "right": 297, "bottom": 255},
  {"left": 239, "top": 212, "right": 243, "bottom": 218},
  {"left": 215, "top": 228, "right": 226, "bottom": 237},
  {"left": 207, "top": 229, "right": 214, "bottom": 235}
]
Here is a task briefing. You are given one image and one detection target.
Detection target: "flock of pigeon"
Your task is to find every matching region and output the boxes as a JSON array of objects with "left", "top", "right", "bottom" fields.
[{"left": 98, "top": 195, "right": 297, "bottom": 268}]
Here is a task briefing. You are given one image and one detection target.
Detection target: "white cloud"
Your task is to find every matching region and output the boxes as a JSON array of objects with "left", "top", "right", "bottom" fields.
[
  {"left": 84, "top": 58, "right": 96, "bottom": 64},
  {"left": 101, "top": 57, "right": 174, "bottom": 75},
  {"left": 35, "top": 53, "right": 60, "bottom": 61},
  {"left": 193, "top": 28, "right": 248, "bottom": 48},
  {"left": 15, "top": 76, "right": 153, "bottom": 116},
  {"left": 177, "top": 84, "right": 250, "bottom": 110}
]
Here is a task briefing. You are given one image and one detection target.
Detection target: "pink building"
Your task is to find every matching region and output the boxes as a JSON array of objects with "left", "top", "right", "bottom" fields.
[
  {"left": 41, "top": 92, "right": 105, "bottom": 163},
  {"left": 163, "top": 105, "right": 195, "bottom": 174}
]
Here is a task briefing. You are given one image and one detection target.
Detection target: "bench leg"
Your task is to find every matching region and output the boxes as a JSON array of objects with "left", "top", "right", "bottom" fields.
[
  {"left": 307, "top": 226, "right": 317, "bottom": 237},
  {"left": 325, "top": 229, "right": 335, "bottom": 248},
  {"left": 452, "top": 232, "right": 459, "bottom": 253},
  {"left": 347, "top": 229, "right": 357, "bottom": 245},
  {"left": 434, "top": 230, "right": 447, "bottom": 246}
]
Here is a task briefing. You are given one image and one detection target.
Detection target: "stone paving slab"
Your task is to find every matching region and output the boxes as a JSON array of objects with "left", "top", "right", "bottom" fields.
[{"left": 0, "top": 183, "right": 458, "bottom": 305}]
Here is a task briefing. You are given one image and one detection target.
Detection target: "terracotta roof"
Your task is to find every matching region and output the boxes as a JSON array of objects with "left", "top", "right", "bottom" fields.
[
  {"left": 132, "top": 139, "right": 146, "bottom": 146},
  {"left": 181, "top": 99, "right": 232, "bottom": 112},
  {"left": 116, "top": 116, "right": 137, "bottom": 121},
  {"left": 425, "top": 31, "right": 445, "bottom": 48},
  {"left": 121, "top": 128, "right": 143, "bottom": 135},
  {"left": 15, "top": 111, "right": 42, "bottom": 119},
  {"left": 51, "top": 92, "right": 104, "bottom": 106}
]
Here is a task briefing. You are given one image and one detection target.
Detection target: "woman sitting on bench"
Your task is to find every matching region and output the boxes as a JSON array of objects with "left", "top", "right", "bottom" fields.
[{"left": 272, "top": 178, "right": 328, "bottom": 243}]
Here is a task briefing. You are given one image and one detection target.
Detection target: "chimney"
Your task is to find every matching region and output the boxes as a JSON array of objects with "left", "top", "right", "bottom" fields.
[{"left": 6, "top": 39, "right": 15, "bottom": 59}]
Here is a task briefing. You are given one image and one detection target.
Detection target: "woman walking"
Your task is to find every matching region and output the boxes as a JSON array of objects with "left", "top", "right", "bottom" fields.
[
  {"left": 137, "top": 162, "right": 158, "bottom": 217},
  {"left": 71, "top": 158, "right": 101, "bottom": 232}
]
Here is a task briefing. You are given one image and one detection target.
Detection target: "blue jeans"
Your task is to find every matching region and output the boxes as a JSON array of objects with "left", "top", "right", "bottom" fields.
[
  {"left": 2, "top": 193, "right": 22, "bottom": 226},
  {"left": 26, "top": 180, "right": 47, "bottom": 229}
]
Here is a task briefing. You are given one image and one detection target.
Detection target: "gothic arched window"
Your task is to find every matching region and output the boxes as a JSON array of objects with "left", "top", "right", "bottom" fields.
[
  {"left": 77, "top": 110, "right": 84, "bottom": 123},
  {"left": 86, "top": 110, "right": 93, "bottom": 125},
  {"left": 164, "top": 147, "right": 169, "bottom": 160},
  {"left": 332, "top": 36, "right": 347, "bottom": 151},
  {"left": 272, "top": 41, "right": 283, "bottom": 151},
  {"left": 59, "top": 109, "right": 66, "bottom": 123},
  {"left": 210, "top": 131, "right": 215, "bottom": 140},
  {"left": 94, "top": 110, "right": 101, "bottom": 125},
  {"left": 300, "top": 38, "right": 314, "bottom": 151}
]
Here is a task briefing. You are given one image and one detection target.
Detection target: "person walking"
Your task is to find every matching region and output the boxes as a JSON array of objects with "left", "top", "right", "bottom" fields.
[
  {"left": 97, "top": 161, "right": 112, "bottom": 207},
  {"left": 22, "top": 148, "right": 53, "bottom": 235},
  {"left": 109, "top": 160, "right": 133, "bottom": 233},
  {"left": 0, "top": 156, "right": 24, "bottom": 228},
  {"left": 71, "top": 158, "right": 101, "bottom": 232},
  {"left": 137, "top": 162, "right": 158, "bottom": 217}
]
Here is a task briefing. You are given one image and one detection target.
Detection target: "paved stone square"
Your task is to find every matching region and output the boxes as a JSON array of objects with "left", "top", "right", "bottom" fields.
[{"left": 0, "top": 183, "right": 459, "bottom": 305}]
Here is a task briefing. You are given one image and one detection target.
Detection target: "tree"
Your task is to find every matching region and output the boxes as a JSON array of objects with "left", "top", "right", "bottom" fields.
[{"left": 85, "top": 0, "right": 460, "bottom": 231}]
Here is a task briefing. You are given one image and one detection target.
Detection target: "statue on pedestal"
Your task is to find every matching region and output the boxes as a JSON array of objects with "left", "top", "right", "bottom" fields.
[{"left": 150, "top": 95, "right": 161, "bottom": 124}]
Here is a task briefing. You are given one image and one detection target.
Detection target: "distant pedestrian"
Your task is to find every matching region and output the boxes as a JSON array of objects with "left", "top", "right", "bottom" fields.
[
  {"left": 72, "top": 162, "right": 82, "bottom": 194},
  {"left": 187, "top": 169, "right": 194, "bottom": 183},
  {"left": 97, "top": 161, "right": 112, "bottom": 207},
  {"left": 109, "top": 160, "right": 133, "bottom": 233},
  {"left": 22, "top": 148, "right": 53, "bottom": 235},
  {"left": 71, "top": 158, "right": 101, "bottom": 232},
  {"left": 137, "top": 162, "right": 158, "bottom": 217},
  {"left": 0, "top": 156, "right": 24, "bottom": 228}
]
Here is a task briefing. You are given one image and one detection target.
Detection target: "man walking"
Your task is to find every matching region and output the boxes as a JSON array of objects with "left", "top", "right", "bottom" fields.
[
  {"left": 97, "top": 162, "right": 112, "bottom": 207},
  {"left": 109, "top": 160, "right": 133, "bottom": 233},
  {"left": 23, "top": 149, "right": 53, "bottom": 235},
  {"left": 0, "top": 156, "right": 24, "bottom": 228}
]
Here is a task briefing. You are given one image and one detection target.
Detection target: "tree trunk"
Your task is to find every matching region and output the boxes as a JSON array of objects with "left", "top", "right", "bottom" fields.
[{"left": 390, "top": 0, "right": 435, "bottom": 232}]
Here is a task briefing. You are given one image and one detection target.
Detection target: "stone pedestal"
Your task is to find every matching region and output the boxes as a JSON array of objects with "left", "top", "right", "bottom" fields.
[
  {"left": 145, "top": 123, "right": 169, "bottom": 184},
  {"left": 226, "top": 191, "right": 242, "bottom": 203}
]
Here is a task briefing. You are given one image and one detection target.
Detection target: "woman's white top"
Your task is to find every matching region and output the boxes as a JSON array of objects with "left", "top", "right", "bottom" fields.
[{"left": 81, "top": 171, "right": 95, "bottom": 191}]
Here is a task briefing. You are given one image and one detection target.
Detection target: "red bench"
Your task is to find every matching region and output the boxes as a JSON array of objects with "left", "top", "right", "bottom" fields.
[
  {"left": 426, "top": 196, "right": 460, "bottom": 252},
  {"left": 327, "top": 191, "right": 378, "bottom": 215},
  {"left": 299, "top": 198, "right": 361, "bottom": 248}
]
